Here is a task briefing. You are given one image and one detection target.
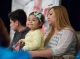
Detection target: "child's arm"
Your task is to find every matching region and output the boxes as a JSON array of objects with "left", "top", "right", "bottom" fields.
[
  {"left": 22, "top": 32, "right": 44, "bottom": 51},
  {"left": 14, "top": 39, "right": 25, "bottom": 51}
]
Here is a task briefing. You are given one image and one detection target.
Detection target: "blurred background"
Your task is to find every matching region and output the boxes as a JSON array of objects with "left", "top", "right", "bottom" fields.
[{"left": 0, "top": 0, "right": 80, "bottom": 33}]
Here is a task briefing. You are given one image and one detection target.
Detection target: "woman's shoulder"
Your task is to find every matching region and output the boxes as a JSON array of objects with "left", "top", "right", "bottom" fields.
[
  {"left": 61, "top": 27, "right": 75, "bottom": 33},
  {"left": 58, "top": 27, "right": 76, "bottom": 38}
]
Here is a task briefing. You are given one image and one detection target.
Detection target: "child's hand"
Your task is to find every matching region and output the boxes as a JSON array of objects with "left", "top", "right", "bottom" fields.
[
  {"left": 14, "top": 40, "right": 24, "bottom": 51},
  {"left": 14, "top": 40, "right": 25, "bottom": 51},
  {"left": 20, "top": 41, "right": 25, "bottom": 48},
  {"left": 14, "top": 45, "right": 20, "bottom": 51},
  {"left": 14, "top": 40, "right": 21, "bottom": 51}
]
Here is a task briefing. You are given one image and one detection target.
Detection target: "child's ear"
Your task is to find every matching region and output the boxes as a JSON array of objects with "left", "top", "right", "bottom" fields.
[{"left": 39, "top": 23, "right": 43, "bottom": 27}]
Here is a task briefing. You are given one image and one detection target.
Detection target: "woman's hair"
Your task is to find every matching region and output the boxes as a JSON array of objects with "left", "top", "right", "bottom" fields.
[
  {"left": 48, "top": 6, "right": 72, "bottom": 30},
  {"left": 0, "top": 18, "right": 10, "bottom": 47},
  {"left": 29, "top": 11, "right": 45, "bottom": 28},
  {"left": 44, "top": 6, "right": 73, "bottom": 46}
]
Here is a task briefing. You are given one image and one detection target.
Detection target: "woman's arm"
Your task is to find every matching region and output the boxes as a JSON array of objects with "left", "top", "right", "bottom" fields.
[
  {"left": 22, "top": 31, "right": 44, "bottom": 50},
  {"left": 30, "top": 48, "right": 53, "bottom": 58},
  {"left": 50, "top": 29, "right": 75, "bottom": 56},
  {"left": 30, "top": 29, "right": 75, "bottom": 57}
]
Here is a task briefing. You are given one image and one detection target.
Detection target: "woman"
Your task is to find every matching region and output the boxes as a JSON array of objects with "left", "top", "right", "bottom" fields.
[{"left": 30, "top": 6, "right": 77, "bottom": 59}]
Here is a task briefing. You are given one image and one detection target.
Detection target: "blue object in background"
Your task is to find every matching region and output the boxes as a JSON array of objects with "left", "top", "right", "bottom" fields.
[
  {"left": 0, "top": 48, "right": 15, "bottom": 59},
  {"left": 14, "top": 50, "right": 31, "bottom": 59},
  {"left": 0, "top": 47, "right": 31, "bottom": 59},
  {"left": 75, "top": 51, "right": 80, "bottom": 59}
]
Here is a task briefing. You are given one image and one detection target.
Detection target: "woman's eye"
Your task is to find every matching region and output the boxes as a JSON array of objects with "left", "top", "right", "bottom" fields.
[
  {"left": 47, "top": 13, "right": 52, "bottom": 16},
  {"left": 49, "top": 13, "right": 52, "bottom": 15}
]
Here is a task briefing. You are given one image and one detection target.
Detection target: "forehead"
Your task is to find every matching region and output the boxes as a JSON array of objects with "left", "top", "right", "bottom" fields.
[
  {"left": 48, "top": 9, "right": 54, "bottom": 13},
  {"left": 28, "top": 15, "right": 36, "bottom": 19},
  {"left": 10, "top": 19, "right": 13, "bottom": 22}
]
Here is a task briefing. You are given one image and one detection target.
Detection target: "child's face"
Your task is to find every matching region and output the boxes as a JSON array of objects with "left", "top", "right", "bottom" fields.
[
  {"left": 47, "top": 9, "right": 56, "bottom": 26},
  {"left": 10, "top": 19, "right": 18, "bottom": 31},
  {"left": 26, "top": 15, "right": 40, "bottom": 30}
]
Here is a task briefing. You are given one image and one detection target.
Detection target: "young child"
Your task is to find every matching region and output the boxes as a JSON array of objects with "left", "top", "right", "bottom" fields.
[{"left": 15, "top": 11, "right": 45, "bottom": 51}]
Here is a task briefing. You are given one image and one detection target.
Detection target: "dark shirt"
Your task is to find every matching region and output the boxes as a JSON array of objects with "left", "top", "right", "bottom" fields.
[{"left": 10, "top": 28, "right": 29, "bottom": 49}]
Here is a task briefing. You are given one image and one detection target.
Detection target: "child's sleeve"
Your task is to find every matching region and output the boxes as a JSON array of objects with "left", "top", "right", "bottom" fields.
[{"left": 22, "top": 31, "right": 44, "bottom": 51}]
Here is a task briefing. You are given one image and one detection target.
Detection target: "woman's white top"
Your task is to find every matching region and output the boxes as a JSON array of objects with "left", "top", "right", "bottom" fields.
[{"left": 46, "top": 28, "right": 77, "bottom": 57}]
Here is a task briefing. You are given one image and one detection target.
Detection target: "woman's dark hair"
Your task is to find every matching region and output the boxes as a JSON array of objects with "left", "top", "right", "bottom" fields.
[{"left": 0, "top": 18, "right": 10, "bottom": 47}]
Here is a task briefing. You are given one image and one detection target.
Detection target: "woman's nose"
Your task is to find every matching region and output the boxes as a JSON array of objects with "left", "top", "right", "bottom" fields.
[{"left": 47, "top": 17, "right": 50, "bottom": 20}]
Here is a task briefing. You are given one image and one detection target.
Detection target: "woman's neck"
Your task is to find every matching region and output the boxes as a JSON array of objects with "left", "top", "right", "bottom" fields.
[
  {"left": 51, "top": 26, "right": 59, "bottom": 34},
  {"left": 54, "top": 28, "right": 58, "bottom": 32}
]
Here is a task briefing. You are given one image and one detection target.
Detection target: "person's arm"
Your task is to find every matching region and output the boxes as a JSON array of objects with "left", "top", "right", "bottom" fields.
[
  {"left": 22, "top": 31, "right": 44, "bottom": 50},
  {"left": 30, "top": 29, "right": 75, "bottom": 57},
  {"left": 50, "top": 29, "right": 75, "bottom": 56},
  {"left": 30, "top": 48, "right": 53, "bottom": 58},
  {"left": 14, "top": 39, "right": 25, "bottom": 51}
]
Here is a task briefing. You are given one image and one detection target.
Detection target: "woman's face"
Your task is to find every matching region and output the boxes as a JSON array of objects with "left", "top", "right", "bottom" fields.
[
  {"left": 47, "top": 9, "right": 56, "bottom": 26},
  {"left": 26, "top": 15, "right": 40, "bottom": 30}
]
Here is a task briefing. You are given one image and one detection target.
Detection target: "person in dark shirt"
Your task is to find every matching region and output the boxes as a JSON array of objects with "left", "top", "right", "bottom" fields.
[
  {"left": 8, "top": 9, "right": 29, "bottom": 49},
  {"left": 0, "top": 18, "right": 31, "bottom": 59}
]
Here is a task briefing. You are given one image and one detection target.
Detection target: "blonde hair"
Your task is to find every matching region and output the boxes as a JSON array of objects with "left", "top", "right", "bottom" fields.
[
  {"left": 50, "top": 6, "right": 72, "bottom": 30},
  {"left": 44, "top": 6, "right": 73, "bottom": 46}
]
